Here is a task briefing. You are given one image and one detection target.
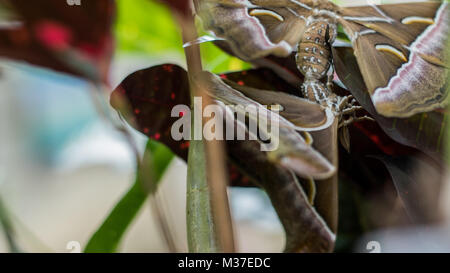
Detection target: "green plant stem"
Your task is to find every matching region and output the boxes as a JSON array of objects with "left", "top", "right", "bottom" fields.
[
  {"left": 178, "top": 9, "right": 235, "bottom": 252},
  {"left": 186, "top": 139, "right": 217, "bottom": 252},
  {"left": 84, "top": 140, "right": 174, "bottom": 253}
]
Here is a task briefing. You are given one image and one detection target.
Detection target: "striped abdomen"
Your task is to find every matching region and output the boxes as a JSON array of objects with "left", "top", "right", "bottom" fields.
[
  {"left": 296, "top": 20, "right": 337, "bottom": 103},
  {"left": 296, "top": 21, "right": 334, "bottom": 79}
]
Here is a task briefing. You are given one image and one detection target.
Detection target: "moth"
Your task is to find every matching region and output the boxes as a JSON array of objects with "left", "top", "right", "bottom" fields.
[
  {"left": 194, "top": 0, "right": 449, "bottom": 119},
  {"left": 191, "top": 0, "right": 449, "bottom": 252}
]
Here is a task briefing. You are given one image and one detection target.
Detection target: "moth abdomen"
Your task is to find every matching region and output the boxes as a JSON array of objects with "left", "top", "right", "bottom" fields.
[
  {"left": 301, "top": 79, "right": 331, "bottom": 104},
  {"left": 296, "top": 21, "right": 334, "bottom": 79}
]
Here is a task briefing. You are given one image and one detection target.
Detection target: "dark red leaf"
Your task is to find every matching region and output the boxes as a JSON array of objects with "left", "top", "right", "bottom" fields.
[
  {"left": 222, "top": 67, "right": 299, "bottom": 95},
  {"left": 0, "top": 0, "right": 115, "bottom": 82},
  {"left": 337, "top": 121, "right": 444, "bottom": 230},
  {"left": 338, "top": 118, "right": 420, "bottom": 193},
  {"left": 110, "top": 64, "right": 191, "bottom": 160}
]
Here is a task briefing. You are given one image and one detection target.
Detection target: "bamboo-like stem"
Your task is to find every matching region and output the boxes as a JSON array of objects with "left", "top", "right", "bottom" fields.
[
  {"left": 177, "top": 8, "right": 235, "bottom": 252},
  {"left": 186, "top": 138, "right": 217, "bottom": 252}
]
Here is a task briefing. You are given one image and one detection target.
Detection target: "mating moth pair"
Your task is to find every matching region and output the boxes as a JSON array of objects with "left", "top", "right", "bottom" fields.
[{"left": 191, "top": 0, "right": 449, "bottom": 252}]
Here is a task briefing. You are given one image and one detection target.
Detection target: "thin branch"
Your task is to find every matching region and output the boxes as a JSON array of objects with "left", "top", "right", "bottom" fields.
[{"left": 176, "top": 8, "right": 236, "bottom": 252}]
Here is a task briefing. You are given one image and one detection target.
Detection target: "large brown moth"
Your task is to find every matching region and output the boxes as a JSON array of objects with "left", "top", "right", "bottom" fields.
[
  {"left": 191, "top": 0, "right": 449, "bottom": 252},
  {"left": 194, "top": 0, "right": 449, "bottom": 118}
]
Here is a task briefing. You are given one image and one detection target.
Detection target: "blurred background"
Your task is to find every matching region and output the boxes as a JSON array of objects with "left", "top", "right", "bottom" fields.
[
  {"left": 0, "top": 0, "right": 283, "bottom": 253},
  {"left": 0, "top": 0, "right": 448, "bottom": 253}
]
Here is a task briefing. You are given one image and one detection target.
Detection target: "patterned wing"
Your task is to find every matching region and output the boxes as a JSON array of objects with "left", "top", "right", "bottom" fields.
[
  {"left": 338, "top": 2, "right": 449, "bottom": 118},
  {"left": 194, "top": 0, "right": 313, "bottom": 60}
]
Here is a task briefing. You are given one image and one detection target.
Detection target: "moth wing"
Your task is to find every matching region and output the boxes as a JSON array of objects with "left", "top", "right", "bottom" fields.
[
  {"left": 338, "top": 2, "right": 449, "bottom": 117},
  {"left": 195, "top": 0, "right": 310, "bottom": 60},
  {"left": 195, "top": 71, "right": 336, "bottom": 180},
  {"left": 222, "top": 78, "right": 335, "bottom": 131}
]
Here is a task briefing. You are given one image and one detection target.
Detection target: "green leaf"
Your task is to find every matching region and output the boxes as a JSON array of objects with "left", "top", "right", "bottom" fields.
[
  {"left": 116, "top": 0, "right": 183, "bottom": 54},
  {"left": 0, "top": 196, "right": 21, "bottom": 253},
  {"left": 200, "top": 43, "right": 252, "bottom": 74},
  {"left": 84, "top": 140, "right": 174, "bottom": 253},
  {"left": 115, "top": 0, "right": 250, "bottom": 73}
]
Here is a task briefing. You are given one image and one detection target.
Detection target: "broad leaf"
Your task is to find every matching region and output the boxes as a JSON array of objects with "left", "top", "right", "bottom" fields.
[
  {"left": 110, "top": 64, "right": 191, "bottom": 160},
  {"left": 111, "top": 64, "right": 254, "bottom": 187}
]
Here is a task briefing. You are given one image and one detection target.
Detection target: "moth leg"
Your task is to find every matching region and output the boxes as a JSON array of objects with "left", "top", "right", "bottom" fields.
[
  {"left": 327, "top": 94, "right": 352, "bottom": 113},
  {"left": 354, "top": 115, "right": 375, "bottom": 123},
  {"left": 339, "top": 115, "right": 374, "bottom": 128},
  {"left": 339, "top": 95, "right": 350, "bottom": 108},
  {"left": 341, "top": 105, "right": 363, "bottom": 116},
  {"left": 327, "top": 69, "right": 334, "bottom": 90},
  {"left": 339, "top": 117, "right": 351, "bottom": 129},
  {"left": 336, "top": 95, "right": 369, "bottom": 119},
  {"left": 326, "top": 66, "right": 334, "bottom": 91}
]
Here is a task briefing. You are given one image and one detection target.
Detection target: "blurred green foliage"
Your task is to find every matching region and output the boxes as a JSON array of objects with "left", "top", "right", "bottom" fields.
[
  {"left": 85, "top": 140, "right": 175, "bottom": 253},
  {"left": 115, "top": 0, "right": 251, "bottom": 73},
  {"left": 116, "top": 0, "right": 181, "bottom": 54}
]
